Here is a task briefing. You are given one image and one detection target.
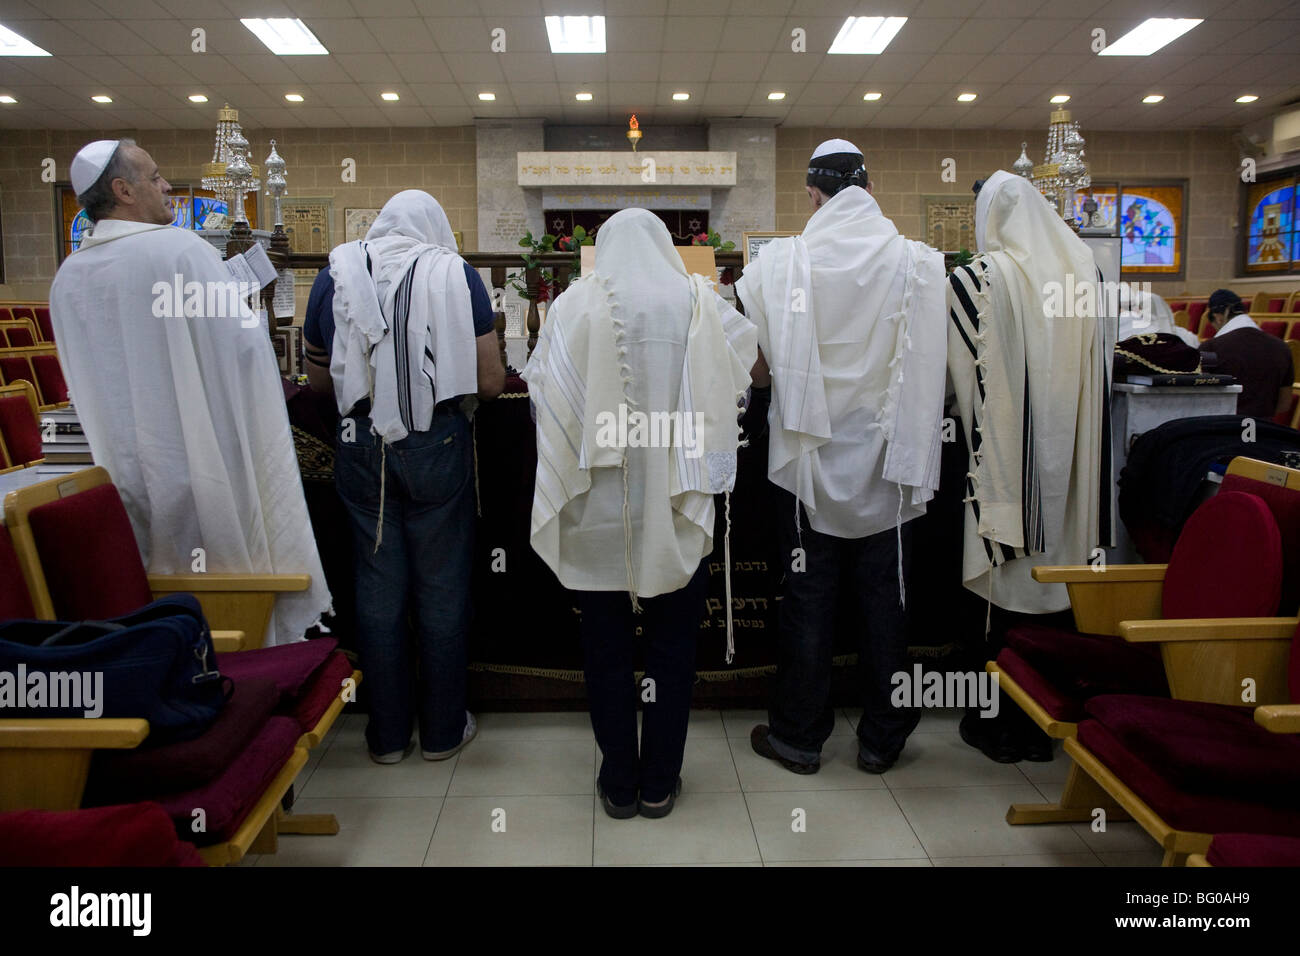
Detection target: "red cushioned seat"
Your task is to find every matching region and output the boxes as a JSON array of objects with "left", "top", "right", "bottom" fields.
[
  {"left": 217, "top": 638, "right": 350, "bottom": 731},
  {"left": 1168, "top": 301, "right": 1187, "bottom": 313},
  {"left": 1002, "top": 492, "right": 1283, "bottom": 721},
  {"left": 0, "top": 393, "right": 42, "bottom": 467},
  {"left": 1261, "top": 321, "right": 1286, "bottom": 338},
  {"left": 34, "top": 308, "right": 52, "bottom": 343},
  {"left": 153, "top": 715, "right": 300, "bottom": 846},
  {"left": 1288, "top": 324, "right": 1300, "bottom": 342},
  {"left": 1187, "top": 301, "right": 1207, "bottom": 332},
  {"left": 31, "top": 355, "right": 67, "bottom": 404},
  {"left": 1221, "top": 473, "right": 1300, "bottom": 615},
  {"left": 0, "top": 356, "right": 32, "bottom": 390},
  {"left": 0, "top": 802, "right": 206, "bottom": 866},
  {"left": 4, "top": 326, "right": 34, "bottom": 347},
  {"left": 9, "top": 307, "right": 34, "bottom": 323},
  {"left": 0, "top": 526, "right": 36, "bottom": 620},
  {"left": 1084, "top": 694, "right": 1300, "bottom": 803},
  {"left": 27, "top": 482, "right": 155, "bottom": 619},
  {"left": 1268, "top": 297, "right": 1287, "bottom": 313},
  {"left": 1077, "top": 716, "right": 1300, "bottom": 837},
  {"left": 291, "top": 650, "right": 353, "bottom": 730},
  {"left": 86, "top": 678, "right": 279, "bottom": 802},
  {"left": 995, "top": 646, "right": 1088, "bottom": 722},
  {"left": 1207, "top": 833, "right": 1300, "bottom": 866}
]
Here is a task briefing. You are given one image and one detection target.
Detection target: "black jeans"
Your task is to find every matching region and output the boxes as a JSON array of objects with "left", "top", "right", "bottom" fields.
[
  {"left": 577, "top": 563, "right": 708, "bottom": 806},
  {"left": 768, "top": 486, "right": 920, "bottom": 763}
]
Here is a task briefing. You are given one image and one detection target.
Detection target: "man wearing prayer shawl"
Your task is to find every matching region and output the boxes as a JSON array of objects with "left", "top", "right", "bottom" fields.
[
  {"left": 736, "top": 140, "right": 947, "bottom": 776},
  {"left": 323, "top": 190, "right": 503, "bottom": 765},
  {"left": 946, "top": 170, "right": 1113, "bottom": 616},
  {"left": 49, "top": 139, "right": 331, "bottom": 648},
  {"left": 523, "top": 209, "right": 757, "bottom": 818}
]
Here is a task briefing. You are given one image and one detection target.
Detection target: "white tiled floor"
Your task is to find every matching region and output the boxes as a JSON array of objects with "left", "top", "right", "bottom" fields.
[{"left": 240, "top": 708, "right": 1165, "bottom": 867}]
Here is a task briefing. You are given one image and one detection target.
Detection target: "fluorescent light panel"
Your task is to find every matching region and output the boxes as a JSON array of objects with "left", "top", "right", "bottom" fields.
[
  {"left": 478, "top": 92, "right": 496, "bottom": 101},
  {"left": 1099, "top": 18, "right": 1202, "bottom": 56},
  {"left": 767, "top": 91, "right": 785, "bottom": 100},
  {"left": 1237, "top": 94, "right": 1258, "bottom": 103},
  {"left": 188, "top": 94, "right": 208, "bottom": 103},
  {"left": 545, "top": 16, "right": 605, "bottom": 53},
  {"left": 672, "top": 92, "right": 690, "bottom": 101},
  {"left": 285, "top": 93, "right": 304, "bottom": 102},
  {"left": 1143, "top": 94, "right": 1164, "bottom": 103},
  {"left": 92, "top": 95, "right": 112, "bottom": 103},
  {"left": 957, "top": 92, "right": 977, "bottom": 102},
  {"left": 0, "top": 24, "right": 51, "bottom": 56},
  {"left": 241, "top": 18, "right": 329, "bottom": 55},
  {"left": 828, "top": 16, "right": 907, "bottom": 54},
  {"left": 863, "top": 91, "right": 882, "bottom": 101},
  {"left": 1050, "top": 94, "right": 1070, "bottom": 104},
  {"left": 575, "top": 92, "right": 593, "bottom": 101},
  {"left": 0, "top": 95, "right": 16, "bottom": 104},
  {"left": 381, "top": 91, "right": 399, "bottom": 101}
]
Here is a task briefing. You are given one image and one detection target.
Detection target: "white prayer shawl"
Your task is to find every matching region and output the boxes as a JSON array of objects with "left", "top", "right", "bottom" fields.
[
  {"left": 735, "top": 186, "right": 947, "bottom": 542},
  {"left": 49, "top": 219, "right": 331, "bottom": 645},
  {"left": 946, "top": 170, "right": 1114, "bottom": 614},
  {"left": 522, "top": 209, "right": 756, "bottom": 656},
  {"left": 327, "top": 190, "right": 477, "bottom": 441},
  {"left": 1118, "top": 287, "right": 1197, "bottom": 346}
]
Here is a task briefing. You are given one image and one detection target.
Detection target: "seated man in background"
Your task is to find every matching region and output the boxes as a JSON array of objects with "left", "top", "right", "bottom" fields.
[
  {"left": 49, "top": 138, "right": 331, "bottom": 646},
  {"left": 1200, "top": 289, "right": 1294, "bottom": 421}
]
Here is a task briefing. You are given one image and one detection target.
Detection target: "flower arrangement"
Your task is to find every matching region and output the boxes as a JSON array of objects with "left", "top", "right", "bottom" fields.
[
  {"left": 690, "top": 228, "right": 735, "bottom": 252},
  {"left": 510, "top": 226, "right": 593, "bottom": 304}
]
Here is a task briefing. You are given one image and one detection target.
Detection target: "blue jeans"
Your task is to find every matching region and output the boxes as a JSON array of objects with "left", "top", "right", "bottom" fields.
[{"left": 334, "top": 407, "right": 474, "bottom": 756}]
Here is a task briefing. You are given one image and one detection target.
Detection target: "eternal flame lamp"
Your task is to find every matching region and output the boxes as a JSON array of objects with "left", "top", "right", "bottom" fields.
[{"left": 627, "top": 114, "right": 642, "bottom": 151}]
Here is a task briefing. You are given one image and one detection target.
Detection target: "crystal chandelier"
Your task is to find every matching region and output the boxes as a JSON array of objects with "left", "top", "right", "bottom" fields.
[
  {"left": 1028, "top": 109, "right": 1090, "bottom": 229},
  {"left": 200, "top": 104, "right": 259, "bottom": 227}
]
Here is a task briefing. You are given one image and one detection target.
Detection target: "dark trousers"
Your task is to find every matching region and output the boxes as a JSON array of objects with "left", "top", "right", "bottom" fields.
[
  {"left": 577, "top": 563, "right": 708, "bottom": 806},
  {"left": 769, "top": 486, "right": 920, "bottom": 763},
  {"left": 334, "top": 408, "right": 474, "bottom": 756}
]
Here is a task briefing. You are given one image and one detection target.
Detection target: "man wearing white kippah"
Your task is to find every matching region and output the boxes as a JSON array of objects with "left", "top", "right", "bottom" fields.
[
  {"left": 737, "top": 139, "right": 947, "bottom": 776},
  {"left": 48, "top": 139, "right": 331, "bottom": 646}
]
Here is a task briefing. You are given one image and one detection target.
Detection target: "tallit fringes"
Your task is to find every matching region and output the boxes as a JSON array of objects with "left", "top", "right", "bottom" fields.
[
  {"left": 723, "top": 489, "right": 735, "bottom": 665},
  {"left": 894, "top": 482, "right": 906, "bottom": 610},
  {"left": 373, "top": 439, "right": 388, "bottom": 554},
  {"left": 621, "top": 457, "right": 642, "bottom": 614}
]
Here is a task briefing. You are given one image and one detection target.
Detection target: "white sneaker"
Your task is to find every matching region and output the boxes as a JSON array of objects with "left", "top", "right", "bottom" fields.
[
  {"left": 423, "top": 712, "right": 477, "bottom": 760},
  {"left": 369, "top": 741, "right": 415, "bottom": 765}
]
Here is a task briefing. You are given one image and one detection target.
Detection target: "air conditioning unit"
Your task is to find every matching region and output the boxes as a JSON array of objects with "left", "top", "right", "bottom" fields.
[{"left": 1249, "top": 107, "right": 1300, "bottom": 174}]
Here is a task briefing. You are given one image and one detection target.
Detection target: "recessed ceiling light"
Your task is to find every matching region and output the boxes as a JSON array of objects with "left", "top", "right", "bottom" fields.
[
  {"left": 1050, "top": 94, "right": 1070, "bottom": 104},
  {"left": 0, "top": 24, "right": 51, "bottom": 56},
  {"left": 957, "top": 92, "right": 977, "bottom": 102},
  {"left": 381, "top": 92, "right": 399, "bottom": 101},
  {"left": 672, "top": 92, "right": 690, "bottom": 101},
  {"left": 768, "top": 91, "right": 786, "bottom": 100},
  {"left": 1236, "top": 94, "right": 1259, "bottom": 104},
  {"left": 284, "top": 93, "right": 304, "bottom": 102},
  {"left": 828, "top": 16, "right": 907, "bottom": 55},
  {"left": 863, "top": 91, "right": 883, "bottom": 101},
  {"left": 91, "top": 95, "right": 113, "bottom": 104},
  {"left": 545, "top": 15, "right": 606, "bottom": 54},
  {"left": 188, "top": 94, "right": 208, "bottom": 103},
  {"left": 241, "top": 18, "right": 328, "bottom": 55},
  {"left": 478, "top": 92, "right": 496, "bottom": 101},
  {"left": 1142, "top": 94, "right": 1164, "bottom": 104},
  {"left": 1099, "top": 18, "right": 1202, "bottom": 56},
  {"left": 575, "top": 91, "right": 593, "bottom": 101},
  {"left": 0, "top": 95, "right": 16, "bottom": 104}
]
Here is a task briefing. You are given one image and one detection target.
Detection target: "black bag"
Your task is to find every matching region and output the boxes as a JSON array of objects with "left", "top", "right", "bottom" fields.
[{"left": 0, "top": 594, "right": 229, "bottom": 745}]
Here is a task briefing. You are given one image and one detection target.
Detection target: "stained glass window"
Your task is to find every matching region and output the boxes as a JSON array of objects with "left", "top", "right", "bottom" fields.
[
  {"left": 1243, "top": 174, "right": 1296, "bottom": 274},
  {"left": 1117, "top": 185, "right": 1184, "bottom": 275}
]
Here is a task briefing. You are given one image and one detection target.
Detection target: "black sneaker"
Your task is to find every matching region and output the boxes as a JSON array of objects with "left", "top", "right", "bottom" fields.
[
  {"left": 637, "top": 778, "right": 683, "bottom": 819},
  {"left": 958, "top": 711, "right": 1022, "bottom": 763},
  {"left": 597, "top": 781, "right": 637, "bottom": 820},
  {"left": 750, "top": 725, "right": 820, "bottom": 774},
  {"left": 856, "top": 749, "right": 896, "bottom": 774}
]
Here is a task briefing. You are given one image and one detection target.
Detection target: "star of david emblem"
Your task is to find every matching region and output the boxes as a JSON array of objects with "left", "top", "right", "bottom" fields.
[{"left": 688, "top": 218, "right": 702, "bottom": 231}]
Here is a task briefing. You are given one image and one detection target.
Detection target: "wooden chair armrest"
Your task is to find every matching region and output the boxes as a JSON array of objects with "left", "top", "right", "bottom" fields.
[
  {"left": 1255, "top": 704, "right": 1300, "bottom": 734},
  {"left": 211, "top": 630, "right": 246, "bottom": 652},
  {"left": 148, "top": 573, "right": 311, "bottom": 593},
  {"left": 0, "top": 718, "right": 149, "bottom": 749},
  {"left": 1032, "top": 564, "right": 1168, "bottom": 584},
  {"left": 1118, "top": 617, "right": 1299, "bottom": 644}
]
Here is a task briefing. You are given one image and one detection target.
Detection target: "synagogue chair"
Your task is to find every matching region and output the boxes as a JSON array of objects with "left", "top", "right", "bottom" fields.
[
  {"left": 4, "top": 466, "right": 359, "bottom": 840},
  {"left": 1062, "top": 617, "right": 1300, "bottom": 866},
  {"left": 1260, "top": 320, "right": 1287, "bottom": 338},
  {"left": 0, "top": 318, "right": 37, "bottom": 347},
  {"left": 0, "top": 380, "right": 43, "bottom": 472},
  {"left": 1186, "top": 301, "right": 1208, "bottom": 335},
  {"left": 0, "top": 345, "right": 69, "bottom": 409},
  {"left": 0, "top": 525, "right": 309, "bottom": 865},
  {"left": 988, "top": 467, "right": 1299, "bottom": 827},
  {"left": 33, "top": 307, "right": 53, "bottom": 344}
]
